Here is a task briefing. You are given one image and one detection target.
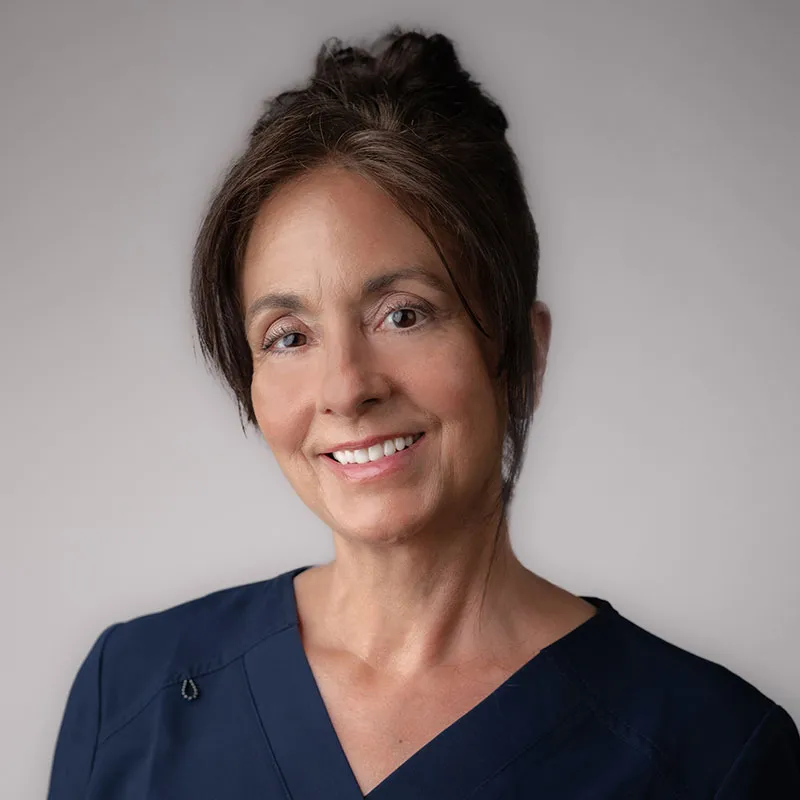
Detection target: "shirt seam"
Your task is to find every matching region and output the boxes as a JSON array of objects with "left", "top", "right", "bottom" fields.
[
  {"left": 95, "top": 620, "right": 295, "bottom": 748},
  {"left": 463, "top": 703, "right": 590, "bottom": 799},
  {"left": 87, "top": 622, "right": 122, "bottom": 788},
  {"left": 711, "top": 703, "right": 777, "bottom": 798},
  {"left": 241, "top": 657, "right": 293, "bottom": 799},
  {"left": 542, "top": 648, "right": 690, "bottom": 799}
]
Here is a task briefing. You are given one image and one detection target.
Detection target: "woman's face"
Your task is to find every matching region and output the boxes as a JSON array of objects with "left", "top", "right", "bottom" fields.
[{"left": 240, "top": 166, "right": 508, "bottom": 546}]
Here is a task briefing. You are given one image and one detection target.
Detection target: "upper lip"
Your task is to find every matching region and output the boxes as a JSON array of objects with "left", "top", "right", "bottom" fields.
[{"left": 320, "top": 431, "right": 423, "bottom": 455}]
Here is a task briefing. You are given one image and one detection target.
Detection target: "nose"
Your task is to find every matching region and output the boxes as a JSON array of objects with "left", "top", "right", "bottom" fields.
[{"left": 316, "top": 325, "right": 390, "bottom": 417}]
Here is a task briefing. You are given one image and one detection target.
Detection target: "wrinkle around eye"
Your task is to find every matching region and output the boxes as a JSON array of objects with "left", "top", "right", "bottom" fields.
[
  {"left": 251, "top": 293, "right": 445, "bottom": 359},
  {"left": 251, "top": 310, "right": 304, "bottom": 351}
]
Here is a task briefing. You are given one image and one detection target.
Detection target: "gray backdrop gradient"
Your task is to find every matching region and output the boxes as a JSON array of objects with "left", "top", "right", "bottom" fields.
[{"left": 1, "top": 2, "right": 798, "bottom": 797}]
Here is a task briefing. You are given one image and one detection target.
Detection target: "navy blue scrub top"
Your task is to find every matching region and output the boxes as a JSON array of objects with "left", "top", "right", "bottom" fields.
[{"left": 48, "top": 565, "right": 800, "bottom": 798}]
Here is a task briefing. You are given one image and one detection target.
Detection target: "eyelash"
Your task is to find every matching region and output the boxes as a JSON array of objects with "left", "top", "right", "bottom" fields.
[{"left": 260, "top": 299, "right": 432, "bottom": 354}]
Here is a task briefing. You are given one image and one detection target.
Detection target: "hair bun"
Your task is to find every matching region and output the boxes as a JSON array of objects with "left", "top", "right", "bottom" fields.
[
  {"left": 315, "top": 40, "right": 375, "bottom": 79},
  {"left": 314, "top": 28, "right": 508, "bottom": 137}
]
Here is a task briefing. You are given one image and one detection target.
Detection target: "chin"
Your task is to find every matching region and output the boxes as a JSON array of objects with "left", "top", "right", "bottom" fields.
[{"left": 327, "top": 498, "right": 430, "bottom": 546}]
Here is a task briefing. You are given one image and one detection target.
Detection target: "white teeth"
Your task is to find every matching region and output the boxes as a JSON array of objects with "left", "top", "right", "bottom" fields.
[{"left": 330, "top": 433, "right": 422, "bottom": 465}]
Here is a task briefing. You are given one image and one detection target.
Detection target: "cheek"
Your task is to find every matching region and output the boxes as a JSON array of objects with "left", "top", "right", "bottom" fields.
[
  {"left": 414, "top": 333, "right": 503, "bottom": 448},
  {"left": 251, "top": 371, "right": 310, "bottom": 457}
]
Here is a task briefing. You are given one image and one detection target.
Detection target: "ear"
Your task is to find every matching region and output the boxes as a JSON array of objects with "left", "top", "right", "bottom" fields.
[{"left": 531, "top": 301, "right": 552, "bottom": 412}]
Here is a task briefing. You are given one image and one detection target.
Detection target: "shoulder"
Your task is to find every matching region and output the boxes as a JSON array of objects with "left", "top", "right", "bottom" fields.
[
  {"left": 548, "top": 598, "right": 800, "bottom": 795},
  {"left": 91, "top": 566, "right": 302, "bottom": 743}
]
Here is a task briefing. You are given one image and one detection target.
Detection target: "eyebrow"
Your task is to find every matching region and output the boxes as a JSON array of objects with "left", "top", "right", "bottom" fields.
[{"left": 244, "top": 265, "right": 451, "bottom": 332}]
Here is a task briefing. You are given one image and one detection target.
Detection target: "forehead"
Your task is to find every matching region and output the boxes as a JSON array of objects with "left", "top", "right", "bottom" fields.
[{"left": 241, "top": 166, "right": 443, "bottom": 299}]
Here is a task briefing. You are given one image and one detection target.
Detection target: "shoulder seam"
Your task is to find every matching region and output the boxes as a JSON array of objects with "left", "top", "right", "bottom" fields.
[
  {"left": 96, "top": 620, "right": 294, "bottom": 748},
  {"left": 712, "top": 702, "right": 777, "bottom": 798},
  {"left": 87, "top": 622, "right": 122, "bottom": 788},
  {"left": 542, "top": 648, "right": 690, "bottom": 799}
]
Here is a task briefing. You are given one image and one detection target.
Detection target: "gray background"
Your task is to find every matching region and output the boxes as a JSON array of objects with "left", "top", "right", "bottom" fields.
[{"left": 1, "top": 1, "right": 798, "bottom": 796}]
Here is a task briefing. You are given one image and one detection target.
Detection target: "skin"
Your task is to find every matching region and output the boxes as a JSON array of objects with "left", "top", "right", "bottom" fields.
[{"left": 240, "top": 164, "right": 596, "bottom": 792}]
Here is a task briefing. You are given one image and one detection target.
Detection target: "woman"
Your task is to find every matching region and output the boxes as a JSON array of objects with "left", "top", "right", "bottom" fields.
[{"left": 48, "top": 27, "right": 800, "bottom": 799}]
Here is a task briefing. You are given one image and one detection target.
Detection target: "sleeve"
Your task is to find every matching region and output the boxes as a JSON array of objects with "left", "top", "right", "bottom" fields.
[
  {"left": 714, "top": 703, "right": 800, "bottom": 798},
  {"left": 47, "top": 624, "right": 119, "bottom": 800}
]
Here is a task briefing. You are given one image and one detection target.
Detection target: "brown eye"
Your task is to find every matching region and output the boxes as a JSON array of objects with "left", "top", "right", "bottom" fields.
[
  {"left": 382, "top": 301, "right": 430, "bottom": 332},
  {"left": 390, "top": 309, "right": 418, "bottom": 328}
]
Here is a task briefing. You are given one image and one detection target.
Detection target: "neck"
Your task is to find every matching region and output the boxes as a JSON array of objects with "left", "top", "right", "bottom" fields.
[{"left": 303, "top": 515, "right": 546, "bottom": 678}]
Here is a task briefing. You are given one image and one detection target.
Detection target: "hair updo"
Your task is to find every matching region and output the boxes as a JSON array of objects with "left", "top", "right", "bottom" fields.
[{"left": 191, "top": 26, "right": 541, "bottom": 547}]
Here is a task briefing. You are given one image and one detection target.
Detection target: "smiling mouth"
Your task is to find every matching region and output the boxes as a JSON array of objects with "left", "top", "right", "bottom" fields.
[{"left": 324, "top": 432, "right": 424, "bottom": 465}]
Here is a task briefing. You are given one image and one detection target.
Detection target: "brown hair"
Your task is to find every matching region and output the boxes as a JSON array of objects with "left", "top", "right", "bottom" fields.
[{"left": 191, "top": 26, "right": 541, "bottom": 584}]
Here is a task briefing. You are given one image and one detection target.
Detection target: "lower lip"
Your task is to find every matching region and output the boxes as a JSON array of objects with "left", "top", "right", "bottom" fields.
[{"left": 320, "top": 434, "right": 425, "bottom": 483}]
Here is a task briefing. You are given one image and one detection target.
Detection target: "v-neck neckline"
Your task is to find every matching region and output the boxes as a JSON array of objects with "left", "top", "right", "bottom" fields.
[{"left": 244, "top": 564, "right": 616, "bottom": 800}]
